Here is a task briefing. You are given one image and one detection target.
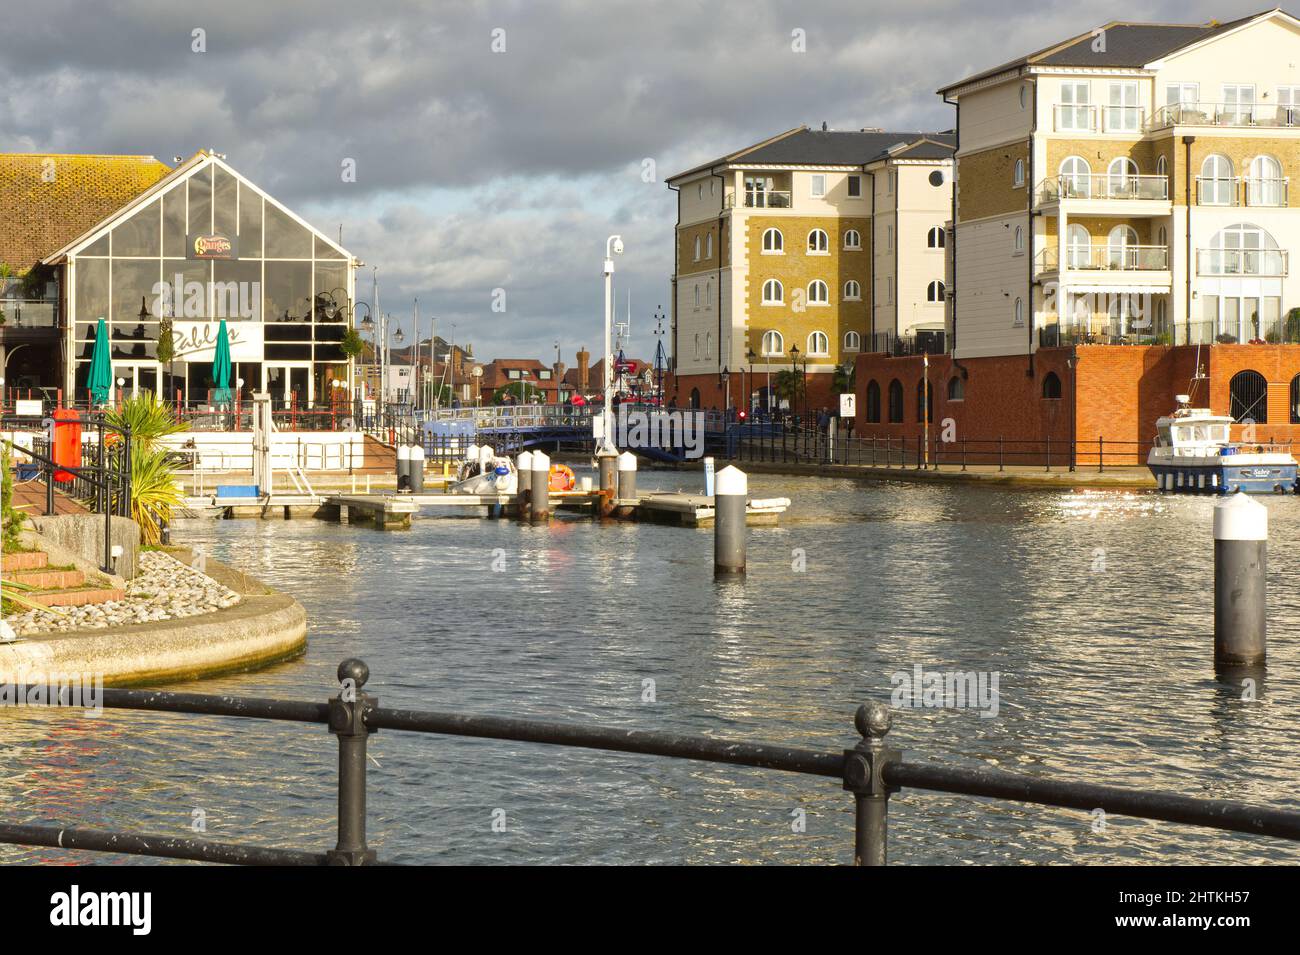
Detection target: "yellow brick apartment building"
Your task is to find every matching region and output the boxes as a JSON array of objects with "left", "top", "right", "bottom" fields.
[{"left": 666, "top": 126, "right": 953, "bottom": 413}]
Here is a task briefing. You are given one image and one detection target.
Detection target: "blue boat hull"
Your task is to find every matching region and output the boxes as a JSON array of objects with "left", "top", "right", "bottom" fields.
[{"left": 1149, "top": 462, "right": 1297, "bottom": 494}]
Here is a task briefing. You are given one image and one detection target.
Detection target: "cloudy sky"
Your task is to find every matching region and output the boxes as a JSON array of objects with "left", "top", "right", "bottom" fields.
[{"left": 0, "top": 0, "right": 1268, "bottom": 363}]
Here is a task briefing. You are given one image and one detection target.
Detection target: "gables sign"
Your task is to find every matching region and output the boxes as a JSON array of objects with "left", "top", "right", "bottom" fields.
[
  {"left": 171, "top": 320, "right": 264, "bottom": 363},
  {"left": 187, "top": 232, "right": 238, "bottom": 260}
]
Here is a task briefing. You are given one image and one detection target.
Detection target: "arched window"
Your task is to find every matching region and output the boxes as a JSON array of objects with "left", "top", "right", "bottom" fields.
[
  {"left": 1230, "top": 370, "right": 1268, "bottom": 423},
  {"left": 704, "top": 333, "right": 712, "bottom": 360},
  {"left": 808, "top": 280, "right": 829, "bottom": 304},
  {"left": 1291, "top": 373, "right": 1300, "bottom": 424},
  {"left": 916, "top": 379, "right": 933, "bottom": 422},
  {"left": 1014, "top": 297, "right": 1024, "bottom": 327},
  {"left": 1067, "top": 223, "right": 1092, "bottom": 268},
  {"left": 1204, "top": 223, "right": 1282, "bottom": 277},
  {"left": 947, "top": 375, "right": 965, "bottom": 400},
  {"left": 887, "top": 379, "right": 904, "bottom": 423},
  {"left": 927, "top": 280, "right": 945, "bottom": 302},
  {"left": 927, "top": 226, "right": 945, "bottom": 248},
  {"left": 761, "top": 330, "right": 784, "bottom": 356},
  {"left": 866, "top": 380, "right": 881, "bottom": 422},
  {"left": 844, "top": 331, "right": 861, "bottom": 351},
  {"left": 1014, "top": 158, "right": 1025, "bottom": 187},
  {"left": 693, "top": 333, "right": 700, "bottom": 359},
  {"left": 1107, "top": 225, "right": 1138, "bottom": 269},
  {"left": 1059, "top": 156, "right": 1091, "bottom": 198},
  {"left": 1107, "top": 157, "right": 1138, "bottom": 198},
  {"left": 808, "top": 331, "right": 829, "bottom": 356},
  {"left": 843, "top": 280, "right": 861, "bottom": 300},
  {"left": 694, "top": 285, "right": 701, "bottom": 307},
  {"left": 1199, "top": 155, "right": 1235, "bottom": 205},
  {"left": 807, "top": 229, "right": 829, "bottom": 253},
  {"left": 1248, "top": 155, "right": 1284, "bottom": 206},
  {"left": 843, "top": 229, "right": 861, "bottom": 249},
  {"left": 1041, "top": 372, "right": 1062, "bottom": 399},
  {"left": 705, "top": 281, "right": 713, "bottom": 306},
  {"left": 762, "top": 227, "right": 783, "bottom": 253},
  {"left": 694, "top": 236, "right": 702, "bottom": 260},
  {"left": 1156, "top": 154, "right": 1168, "bottom": 180},
  {"left": 1014, "top": 225, "right": 1024, "bottom": 253},
  {"left": 762, "top": 279, "right": 783, "bottom": 304},
  {"left": 1158, "top": 225, "right": 1168, "bottom": 248},
  {"left": 689, "top": 387, "right": 701, "bottom": 409}
]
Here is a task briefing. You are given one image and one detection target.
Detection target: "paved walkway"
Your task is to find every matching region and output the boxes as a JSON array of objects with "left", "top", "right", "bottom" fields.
[{"left": 8, "top": 478, "right": 89, "bottom": 515}]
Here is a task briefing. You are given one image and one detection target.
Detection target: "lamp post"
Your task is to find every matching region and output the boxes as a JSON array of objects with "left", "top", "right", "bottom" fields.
[
  {"left": 472, "top": 364, "right": 483, "bottom": 407},
  {"left": 359, "top": 309, "right": 375, "bottom": 403},
  {"left": 745, "top": 347, "right": 756, "bottom": 416},
  {"left": 720, "top": 366, "right": 730, "bottom": 417},
  {"left": 352, "top": 302, "right": 372, "bottom": 403},
  {"left": 601, "top": 235, "right": 624, "bottom": 453},
  {"left": 393, "top": 323, "right": 405, "bottom": 406},
  {"left": 788, "top": 344, "right": 799, "bottom": 422}
]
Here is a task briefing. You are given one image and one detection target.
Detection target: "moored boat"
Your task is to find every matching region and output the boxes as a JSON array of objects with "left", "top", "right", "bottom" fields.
[
  {"left": 1147, "top": 396, "right": 1297, "bottom": 494},
  {"left": 449, "top": 444, "right": 518, "bottom": 495}
]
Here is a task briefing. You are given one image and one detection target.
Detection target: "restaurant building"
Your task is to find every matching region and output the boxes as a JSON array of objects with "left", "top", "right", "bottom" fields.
[{"left": 0, "top": 149, "right": 358, "bottom": 408}]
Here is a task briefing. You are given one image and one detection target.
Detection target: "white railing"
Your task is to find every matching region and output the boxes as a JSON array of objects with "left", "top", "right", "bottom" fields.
[
  {"left": 1038, "top": 244, "right": 1169, "bottom": 272},
  {"left": 1052, "top": 104, "right": 1144, "bottom": 132},
  {"left": 1038, "top": 173, "right": 1168, "bottom": 202},
  {"left": 1149, "top": 102, "right": 1300, "bottom": 129},
  {"left": 1246, "top": 177, "right": 1289, "bottom": 207},
  {"left": 1195, "top": 248, "right": 1289, "bottom": 277},
  {"left": 1195, "top": 177, "right": 1241, "bottom": 206}
]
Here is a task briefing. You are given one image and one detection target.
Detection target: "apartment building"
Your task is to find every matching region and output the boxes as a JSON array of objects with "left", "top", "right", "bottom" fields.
[
  {"left": 666, "top": 126, "right": 953, "bottom": 413},
  {"left": 854, "top": 9, "right": 1300, "bottom": 457}
]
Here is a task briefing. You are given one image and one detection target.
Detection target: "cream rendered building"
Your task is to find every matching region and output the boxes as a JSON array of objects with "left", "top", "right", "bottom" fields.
[
  {"left": 666, "top": 126, "right": 953, "bottom": 411},
  {"left": 942, "top": 8, "right": 1300, "bottom": 360}
]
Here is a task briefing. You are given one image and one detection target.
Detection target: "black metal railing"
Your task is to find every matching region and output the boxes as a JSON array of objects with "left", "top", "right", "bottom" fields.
[
  {"left": 722, "top": 421, "right": 1198, "bottom": 472},
  {"left": 3, "top": 658, "right": 1300, "bottom": 865},
  {"left": 2, "top": 412, "right": 132, "bottom": 571}
]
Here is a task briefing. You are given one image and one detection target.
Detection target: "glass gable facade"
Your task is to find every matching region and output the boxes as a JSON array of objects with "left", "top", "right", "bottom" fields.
[{"left": 68, "top": 159, "right": 354, "bottom": 408}]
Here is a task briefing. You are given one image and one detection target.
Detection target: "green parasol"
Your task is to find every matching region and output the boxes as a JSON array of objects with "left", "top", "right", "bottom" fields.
[
  {"left": 212, "top": 318, "right": 233, "bottom": 405},
  {"left": 88, "top": 317, "right": 112, "bottom": 405}
]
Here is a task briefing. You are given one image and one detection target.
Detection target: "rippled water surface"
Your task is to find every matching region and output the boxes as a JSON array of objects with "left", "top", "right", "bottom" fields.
[{"left": 4, "top": 471, "right": 1300, "bottom": 865}]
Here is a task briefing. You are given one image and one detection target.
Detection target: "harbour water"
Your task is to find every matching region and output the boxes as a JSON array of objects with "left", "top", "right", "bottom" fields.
[{"left": 4, "top": 471, "right": 1300, "bottom": 865}]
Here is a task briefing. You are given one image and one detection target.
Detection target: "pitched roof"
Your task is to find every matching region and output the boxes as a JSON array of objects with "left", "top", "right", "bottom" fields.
[
  {"left": 667, "top": 127, "right": 954, "bottom": 182},
  {"left": 939, "top": 11, "right": 1278, "bottom": 93},
  {"left": 0, "top": 154, "right": 173, "bottom": 272}
]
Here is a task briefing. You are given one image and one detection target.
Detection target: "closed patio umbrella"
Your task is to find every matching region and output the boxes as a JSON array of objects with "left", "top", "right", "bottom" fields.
[
  {"left": 212, "top": 318, "right": 233, "bottom": 406},
  {"left": 88, "top": 317, "right": 112, "bottom": 406}
]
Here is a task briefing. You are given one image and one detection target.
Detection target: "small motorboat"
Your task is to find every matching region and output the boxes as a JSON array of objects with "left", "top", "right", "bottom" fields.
[
  {"left": 1147, "top": 396, "right": 1297, "bottom": 494},
  {"left": 450, "top": 444, "right": 518, "bottom": 495}
]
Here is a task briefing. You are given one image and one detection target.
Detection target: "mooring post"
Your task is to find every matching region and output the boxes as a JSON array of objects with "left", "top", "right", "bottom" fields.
[
  {"left": 703, "top": 456, "right": 716, "bottom": 497},
  {"left": 396, "top": 444, "right": 411, "bottom": 491},
  {"left": 1214, "top": 493, "right": 1268, "bottom": 666},
  {"left": 617, "top": 450, "right": 637, "bottom": 502},
  {"left": 596, "top": 448, "right": 617, "bottom": 518},
  {"left": 408, "top": 444, "right": 425, "bottom": 494},
  {"left": 713, "top": 464, "right": 747, "bottom": 576},
  {"left": 843, "top": 701, "right": 900, "bottom": 866},
  {"left": 327, "top": 658, "right": 377, "bottom": 865},
  {"left": 516, "top": 450, "right": 533, "bottom": 521},
  {"left": 531, "top": 450, "right": 551, "bottom": 523}
]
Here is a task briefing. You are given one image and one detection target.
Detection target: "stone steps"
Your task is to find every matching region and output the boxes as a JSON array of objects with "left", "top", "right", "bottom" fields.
[
  {"left": 10, "top": 568, "right": 85, "bottom": 589},
  {"left": 25, "top": 586, "right": 127, "bottom": 608},
  {"left": 2, "top": 551, "right": 48, "bottom": 572}
]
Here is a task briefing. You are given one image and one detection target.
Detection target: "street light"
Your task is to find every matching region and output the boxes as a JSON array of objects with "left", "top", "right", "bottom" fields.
[
  {"left": 789, "top": 344, "right": 800, "bottom": 422},
  {"left": 601, "top": 234, "right": 624, "bottom": 454},
  {"left": 745, "top": 347, "right": 756, "bottom": 416},
  {"left": 472, "top": 364, "right": 483, "bottom": 407}
]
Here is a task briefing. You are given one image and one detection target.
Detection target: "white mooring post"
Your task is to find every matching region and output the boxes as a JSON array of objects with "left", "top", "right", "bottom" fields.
[
  {"left": 714, "top": 465, "right": 747, "bottom": 576},
  {"left": 396, "top": 444, "right": 411, "bottom": 491},
  {"left": 408, "top": 444, "right": 425, "bottom": 494},
  {"left": 704, "top": 456, "right": 716, "bottom": 497},
  {"left": 517, "top": 450, "right": 534, "bottom": 520},
  {"left": 531, "top": 450, "right": 551, "bottom": 523},
  {"left": 1214, "top": 493, "right": 1267, "bottom": 666},
  {"left": 617, "top": 451, "right": 637, "bottom": 501}
]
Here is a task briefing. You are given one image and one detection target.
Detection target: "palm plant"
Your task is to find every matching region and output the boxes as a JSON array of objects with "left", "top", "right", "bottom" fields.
[{"left": 105, "top": 393, "right": 185, "bottom": 545}]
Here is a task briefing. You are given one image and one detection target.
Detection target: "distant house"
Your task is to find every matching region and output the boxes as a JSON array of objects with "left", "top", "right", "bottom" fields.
[{"left": 479, "top": 358, "right": 563, "bottom": 403}]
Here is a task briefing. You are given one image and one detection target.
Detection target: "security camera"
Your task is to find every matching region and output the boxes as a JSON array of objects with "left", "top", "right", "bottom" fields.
[{"left": 613, "top": 238, "right": 624, "bottom": 255}]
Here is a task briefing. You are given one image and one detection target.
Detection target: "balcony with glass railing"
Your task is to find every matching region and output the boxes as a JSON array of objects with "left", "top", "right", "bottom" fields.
[
  {"left": 1037, "top": 173, "right": 1169, "bottom": 203},
  {"left": 0, "top": 299, "right": 59, "bottom": 330},
  {"left": 1052, "top": 104, "right": 1145, "bottom": 133},
  {"left": 1195, "top": 248, "right": 1289, "bottom": 276},
  {"left": 1148, "top": 102, "right": 1300, "bottom": 130},
  {"left": 1038, "top": 244, "right": 1169, "bottom": 273},
  {"left": 725, "top": 189, "right": 793, "bottom": 209}
]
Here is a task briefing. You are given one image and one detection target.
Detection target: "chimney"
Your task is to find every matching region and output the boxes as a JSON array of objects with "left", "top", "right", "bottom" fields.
[
  {"left": 577, "top": 348, "right": 590, "bottom": 392},
  {"left": 553, "top": 360, "right": 566, "bottom": 382}
]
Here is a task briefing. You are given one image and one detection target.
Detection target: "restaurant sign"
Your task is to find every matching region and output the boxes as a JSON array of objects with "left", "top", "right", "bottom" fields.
[
  {"left": 171, "top": 320, "right": 263, "bottom": 362},
  {"left": 187, "top": 232, "right": 238, "bottom": 260}
]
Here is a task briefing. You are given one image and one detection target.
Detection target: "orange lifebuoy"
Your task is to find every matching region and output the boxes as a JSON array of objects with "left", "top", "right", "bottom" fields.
[{"left": 549, "top": 463, "right": 575, "bottom": 492}]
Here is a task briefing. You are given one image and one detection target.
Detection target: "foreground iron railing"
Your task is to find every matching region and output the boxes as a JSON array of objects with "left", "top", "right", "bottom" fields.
[{"left": 3, "top": 658, "right": 1300, "bottom": 865}]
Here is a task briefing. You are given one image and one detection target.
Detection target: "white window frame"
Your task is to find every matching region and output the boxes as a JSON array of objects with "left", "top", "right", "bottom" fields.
[
  {"left": 927, "top": 280, "right": 945, "bottom": 303},
  {"left": 843, "top": 229, "right": 861, "bottom": 250},
  {"left": 807, "top": 280, "right": 829, "bottom": 305},
  {"left": 762, "top": 227, "right": 784, "bottom": 254},
  {"left": 693, "top": 236, "right": 701, "bottom": 261},
  {"left": 1014, "top": 158, "right": 1025, "bottom": 187},
  {"left": 807, "top": 229, "right": 829, "bottom": 254},
  {"left": 927, "top": 226, "right": 945, "bottom": 249},
  {"left": 1059, "top": 81, "right": 1091, "bottom": 131},
  {"left": 761, "top": 330, "right": 784, "bottom": 357},
  {"left": 847, "top": 175, "right": 862, "bottom": 198},
  {"left": 843, "top": 280, "right": 861, "bottom": 301},
  {"left": 761, "top": 279, "right": 784, "bottom": 305},
  {"left": 1107, "top": 81, "right": 1140, "bottom": 131},
  {"left": 1013, "top": 225, "right": 1024, "bottom": 255},
  {"left": 844, "top": 331, "right": 861, "bottom": 351},
  {"left": 810, "top": 174, "right": 827, "bottom": 198},
  {"left": 807, "top": 331, "right": 829, "bottom": 356},
  {"left": 1222, "top": 84, "right": 1256, "bottom": 124}
]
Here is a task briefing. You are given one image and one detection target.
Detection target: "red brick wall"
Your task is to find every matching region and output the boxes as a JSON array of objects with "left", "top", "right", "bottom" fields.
[{"left": 672, "top": 370, "right": 836, "bottom": 415}]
